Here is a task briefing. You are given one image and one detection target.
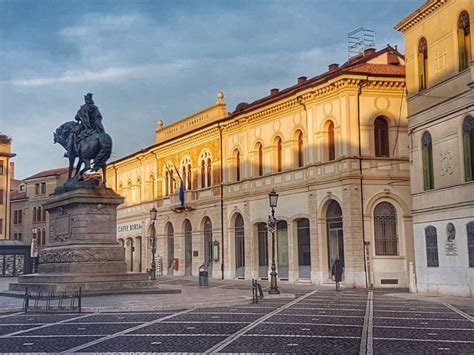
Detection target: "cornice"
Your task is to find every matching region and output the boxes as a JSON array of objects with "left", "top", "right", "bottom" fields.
[
  {"left": 395, "top": 0, "right": 449, "bottom": 33},
  {"left": 225, "top": 77, "right": 405, "bottom": 131}
]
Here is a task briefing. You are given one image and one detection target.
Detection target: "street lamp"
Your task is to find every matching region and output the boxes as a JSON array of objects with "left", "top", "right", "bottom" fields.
[
  {"left": 149, "top": 207, "right": 157, "bottom": 280},
  {"left": 268, "top": 189, "right": 280, "bottom": 294},
  {"left": 31, "top": 227, "right": 39, "bottom": 273}
]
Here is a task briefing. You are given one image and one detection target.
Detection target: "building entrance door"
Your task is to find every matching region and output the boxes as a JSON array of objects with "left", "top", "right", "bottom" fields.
[
  {"left": 184, "top": 220, "right": 192, "bottom": 276},
  {"left": 257, "top": 223, "right": 268, "bottom": 278},
  {"left": 326, "top": 200, "right": 344, "bottom": 277},
  {"left": 235, "top": 214, "right": 245, "bottom": 278}
]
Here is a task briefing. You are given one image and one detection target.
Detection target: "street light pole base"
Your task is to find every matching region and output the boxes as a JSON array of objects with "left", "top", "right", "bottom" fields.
[{"left": 268, "top": 287, "right": 280, "bottom": 295}]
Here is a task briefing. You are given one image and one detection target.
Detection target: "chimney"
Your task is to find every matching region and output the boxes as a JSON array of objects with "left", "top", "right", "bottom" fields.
[
  {"left": 9, "top": 161, "right": 14, "bottom": 180},
  {"left": 297, "top": 76, "right": 307, "bottom": 84},
  {"left": 328, "top": 63, "right": 339, "bottom": 72},
  {"left": 270, "top": 88, "right": 279, "bottom": 96},
  {"left": 363, "top": 48, "right": 376, "bottom": 56}
]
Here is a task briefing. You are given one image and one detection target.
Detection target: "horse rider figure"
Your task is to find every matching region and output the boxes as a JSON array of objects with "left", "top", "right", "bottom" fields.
[{"left": 66, "top": 93, "right": 105, "bottom": 157}]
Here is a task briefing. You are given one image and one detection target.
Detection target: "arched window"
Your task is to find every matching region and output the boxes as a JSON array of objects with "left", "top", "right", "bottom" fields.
[
  {"left": 256, "top": 143, "right": 263, "bottom": 176},
  {"left": 374, "top": 202, "right": 398, "bottom": 255},
  {"left": 206, "top": 158, "right": 211, "bottom": 187},
  {"left": 458, "top": 11, "right": 471, "bottom": 72},
  {"left": 418, "top": 37, "right": 428, "bottom": 91},
  {"left": 422, "top": 131, "right": 434, "bottom": 190},
  {"left": 235, "top": 214, "right": 245, "bottom": 277},
  {"left": 127, "top": 181, "right": 132, "bottom": 204},
  {"left": 275, "top": 137, "right": 283, "bottom": 172},
  {"left": 374, "top": 117, "right": 389, "bottom": 157},
  {"left": 148, "top": 174, "right": 155, "bottom": 200},
  {"left": 199, "top": 150, "right": 212, "bottom": 188},
  {"left": 235, "top": 149, "right": 241, "bottom": 182},
  {"left": 41, "top": 228, "right": 46, "bottom": 246},
  {"left": 297, "top": 131, "right": 304, "bottom": 167},
  {"left": 33, "top": 207, "right": 37, "bottom": 222},
  {"left": 135, "top": 178, "right": 142, "bottom": 203},
  {"left": 201, "top": 160, "right": 206, "bottom": 188},
  {"left": 181, "top": 166, "right": 187, "bottom": 190},
  {"left": 425, "top": 226, "right": 439, "bottom": 267},
  {"left": 463, "top": 116, "right": 474, "bottom": 181},
  {"left": 165, "top": 171, "right": 169, "bottom": 196},
  {"left": 467, "top": 221, "right": 474, "bottom": 267},
  {"left": 328, "top": 121, "right": 335, "bottom": 161}
]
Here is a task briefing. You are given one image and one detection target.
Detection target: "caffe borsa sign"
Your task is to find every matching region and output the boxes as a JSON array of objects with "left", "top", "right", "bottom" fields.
[{"left": 117, "top": 221, "right": 143, "bottom": 237}]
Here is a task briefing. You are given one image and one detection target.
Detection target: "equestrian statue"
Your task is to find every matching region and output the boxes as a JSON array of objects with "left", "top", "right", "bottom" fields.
[{"left": 53, "top": 93, "right": 112, "bottom": 191}]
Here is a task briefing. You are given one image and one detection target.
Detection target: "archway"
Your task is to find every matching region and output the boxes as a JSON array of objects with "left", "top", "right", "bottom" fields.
[
  {"left": 203, "top": 217, "right": 213, "bottom": 276},
  {"left": 326, "top": 200, "right": 344, "bottom": 272}
]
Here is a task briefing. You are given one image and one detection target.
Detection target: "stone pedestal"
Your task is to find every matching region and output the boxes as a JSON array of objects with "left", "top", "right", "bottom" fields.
[{"left": 9, "top": 188, "right": 155, "bottom": 293}]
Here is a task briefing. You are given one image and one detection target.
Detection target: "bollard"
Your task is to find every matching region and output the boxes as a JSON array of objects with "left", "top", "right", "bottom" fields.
[
  {"left": 408, "top": 261, "right": 417, "bottom": 293},
  {"left": 199, "top": 264, "right": 209, "bottom": 287}
]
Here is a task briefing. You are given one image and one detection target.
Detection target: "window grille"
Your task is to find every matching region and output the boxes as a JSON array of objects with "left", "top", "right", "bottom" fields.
[
  {"left": 425, "top": 226, "right": 439, "bottom": 267},
  {"left": 374, "top": 202, "right": 398, "bottom": 255}
]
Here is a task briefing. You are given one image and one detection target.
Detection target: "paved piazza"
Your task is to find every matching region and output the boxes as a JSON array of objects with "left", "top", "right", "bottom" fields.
[{"left": 0, "top": 288, "right": 473, "bottom": 354}]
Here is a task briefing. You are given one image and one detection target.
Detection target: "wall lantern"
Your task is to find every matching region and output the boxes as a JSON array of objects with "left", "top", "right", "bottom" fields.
[{"left": 212, "top": 240, "right": 220, "bottom": 261}]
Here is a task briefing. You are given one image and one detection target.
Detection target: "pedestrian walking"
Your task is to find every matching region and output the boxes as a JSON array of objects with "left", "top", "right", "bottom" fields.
[{"left": 331, "top": 256, "right": 344, "bottom": 291}]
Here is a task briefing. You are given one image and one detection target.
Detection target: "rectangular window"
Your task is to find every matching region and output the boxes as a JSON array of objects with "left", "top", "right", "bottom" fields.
[
  {"left": 18, "top": 233, "right": 22, "bottom": 241},
  {"left": 468, "top": 222, "right": 474, "bottom": 267},
  {"left": 0, "top": 219, "right": 3, "bottom": 235},
  {"left": 41, "top": 182, "right": 46, "bottom": 194},
  {"left": 13, "top": 211, "right": 17, "bottom": 224},
  {"left": 18, "top": 210, "right": 22, "bottom": 224},
  {"left": 0, "top": 189, "right": 3, "bottom": 205},
  {"left": 35, "top": 183, "right": 40, "bottom": 195},
  {"left": 0, "top": 161, "right": 4, "bottom": 175}
]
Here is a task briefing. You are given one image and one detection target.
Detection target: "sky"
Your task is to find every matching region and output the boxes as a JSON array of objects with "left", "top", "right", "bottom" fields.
[{"left": 0, "top": 0, "right": 422, "bottom": 179}]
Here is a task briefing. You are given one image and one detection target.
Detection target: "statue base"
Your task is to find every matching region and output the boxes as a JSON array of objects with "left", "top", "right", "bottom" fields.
[{"left": 9, "top": 188, "right": 162, "bottom": 294}]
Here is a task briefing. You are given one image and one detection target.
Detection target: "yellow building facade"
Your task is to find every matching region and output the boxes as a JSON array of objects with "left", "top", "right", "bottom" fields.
[
  {"left": 108, "top": 46, "right": 414, "bottom": 288},
  {"left": 396, "top": 0, "right": 474, "bottom": 296},
  {"left": 0, "top": 134, "right": 15, "bottom": 240}
]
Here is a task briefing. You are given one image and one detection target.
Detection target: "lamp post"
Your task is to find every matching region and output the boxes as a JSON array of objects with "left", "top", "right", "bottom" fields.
[
  {"left": 31, "top": 227, "right": 39, "bottom": 273},
  {"left": 268, "top": 189, "right": 280, "bottom": 294},
  {"left": 149, "top": 207, "right": 157, "bottom": 280}
]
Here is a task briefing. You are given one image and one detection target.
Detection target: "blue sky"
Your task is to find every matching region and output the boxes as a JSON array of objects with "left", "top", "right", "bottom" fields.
[{"left": 0, "top": 0, "right": 421, "bottom": 179}]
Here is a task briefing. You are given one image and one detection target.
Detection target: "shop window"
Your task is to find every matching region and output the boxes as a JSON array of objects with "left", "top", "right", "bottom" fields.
[
  {"left": 458, "top": 11, "right": 471, "bottom": 72},
  {"left": 374, "top": 202, "right": 398, "bottom": 255},
  {"left": 374, "top": 117, "right": 389, "bottom": 157},
  {"left": 418, "top": 37, "right": 428, "bottom": 91},
  {"left": 422, "top": 131, "right": 434, "bottom": 190},
  {"left": 425, "top": 226, "right": 439, "bottom": 267}
]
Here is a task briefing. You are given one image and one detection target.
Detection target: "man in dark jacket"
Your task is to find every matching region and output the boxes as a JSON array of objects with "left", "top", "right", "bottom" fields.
[{"left": 331, "top": 256, "right": 344, "bottom": 291}]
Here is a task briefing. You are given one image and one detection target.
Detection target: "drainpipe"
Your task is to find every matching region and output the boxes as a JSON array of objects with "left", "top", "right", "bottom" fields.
[
  {"left": 219, "top": 124, "right": 225, "bottom": 280},
  {"left": 357, "top": 77, "right": 371, "bottom": 289}
]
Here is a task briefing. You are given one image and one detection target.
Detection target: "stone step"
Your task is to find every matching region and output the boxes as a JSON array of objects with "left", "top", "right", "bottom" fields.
[{"left": 17, "top": 272, "right": 149, "bottom": 283}]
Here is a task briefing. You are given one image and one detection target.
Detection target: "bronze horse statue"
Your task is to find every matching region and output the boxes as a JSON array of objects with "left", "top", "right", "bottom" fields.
[{"left": 54, "top": 121, "right": 112, "bottom": 187}]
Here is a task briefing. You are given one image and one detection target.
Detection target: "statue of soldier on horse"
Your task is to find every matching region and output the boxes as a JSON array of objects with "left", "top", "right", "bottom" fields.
[{"left": 54, "top": 93, "right": 112, "bottom": 189}]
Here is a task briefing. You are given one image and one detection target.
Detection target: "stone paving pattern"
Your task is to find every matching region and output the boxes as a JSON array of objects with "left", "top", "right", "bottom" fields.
[{"left": 0, "top": 286, "right": 473, "bottom": 354}]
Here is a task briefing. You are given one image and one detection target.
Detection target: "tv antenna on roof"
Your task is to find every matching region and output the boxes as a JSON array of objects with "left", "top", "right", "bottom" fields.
[{"left": 348, "top": 27, "right": 376, "bottom": 58}]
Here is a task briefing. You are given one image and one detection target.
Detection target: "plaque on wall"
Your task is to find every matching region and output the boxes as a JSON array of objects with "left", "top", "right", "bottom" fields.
[{"left": 444, "top": 222, "right": 457, "bottom": 256}]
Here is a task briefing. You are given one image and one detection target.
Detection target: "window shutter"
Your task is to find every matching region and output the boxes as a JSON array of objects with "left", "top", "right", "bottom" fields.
[
  {"left": 464, "top": 130, "right": 473, "bottom": 181},
  {"left": 418, "top": 52, "right": 426, "bottom": 90},
  {"left": 458, "top": 28, "right": 467, "bottom": 71}
]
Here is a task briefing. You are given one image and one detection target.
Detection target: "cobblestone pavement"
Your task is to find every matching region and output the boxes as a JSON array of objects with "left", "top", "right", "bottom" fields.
[{"left": 0, "top": 288, "right": 473, "bottom": 354}]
